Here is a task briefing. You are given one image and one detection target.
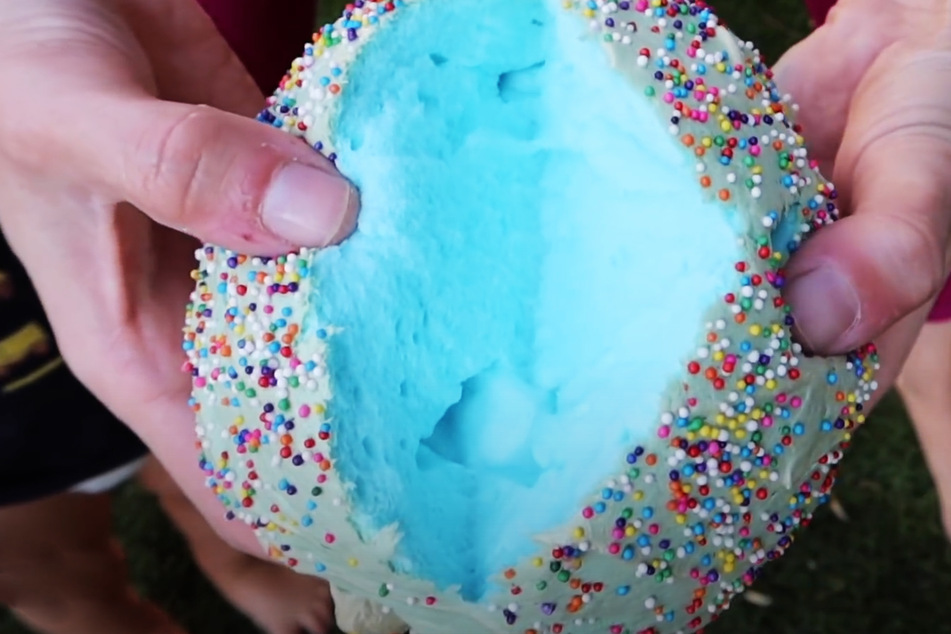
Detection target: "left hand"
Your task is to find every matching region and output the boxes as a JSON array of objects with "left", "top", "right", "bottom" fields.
[{"left": 0, "top": 0, "right": 355, "bottom": 554}]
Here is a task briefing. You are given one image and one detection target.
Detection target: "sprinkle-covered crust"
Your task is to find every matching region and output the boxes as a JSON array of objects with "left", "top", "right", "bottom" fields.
[{"left": 183, "top": 2, "right": 879, "bottom": 633}]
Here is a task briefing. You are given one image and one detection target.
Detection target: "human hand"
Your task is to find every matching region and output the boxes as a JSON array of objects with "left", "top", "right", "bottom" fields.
[
  {"left": 775, "top": 0, "right": 951, "bottom": 532},
  {"left": 0, "top": 0, "right": 356, "bottom": 552}
]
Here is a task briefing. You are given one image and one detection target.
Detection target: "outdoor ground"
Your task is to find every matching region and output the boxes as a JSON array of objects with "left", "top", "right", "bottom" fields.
[{"left": 3, "top": 1, "right": 950, "bottom": 632}]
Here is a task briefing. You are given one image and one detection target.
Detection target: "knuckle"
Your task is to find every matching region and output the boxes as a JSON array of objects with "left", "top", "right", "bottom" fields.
[
  {"left": 132, "top": 105, "right": 219, "bottom": 226},
  {"left": 889, "top": 200, "right": 949, "bottom": 306}
]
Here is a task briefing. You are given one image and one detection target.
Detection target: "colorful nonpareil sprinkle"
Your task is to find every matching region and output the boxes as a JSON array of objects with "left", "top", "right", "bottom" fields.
[{"left": 184, "top": 2, "right": 878, "bottom": 633}]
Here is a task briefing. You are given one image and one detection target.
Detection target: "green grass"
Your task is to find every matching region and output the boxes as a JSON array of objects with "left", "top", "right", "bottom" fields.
[{"left": 4, "top": 1, "right": 951, "bottom": 633}]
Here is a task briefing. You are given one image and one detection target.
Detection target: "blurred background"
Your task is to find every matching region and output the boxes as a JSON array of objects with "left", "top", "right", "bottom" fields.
[{"left": 3, "top": 0, "right": 949, "bottom": 632}]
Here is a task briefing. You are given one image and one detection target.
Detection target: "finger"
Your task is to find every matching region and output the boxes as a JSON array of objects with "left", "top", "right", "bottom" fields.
[
  {"left": 772, "top": 29, "right": 853, "bottom": 167},
  {"left": 0, "top": 1, "right": 356, "bottom": 253},
  {"left": 95, "top": 95, "right": 357, "bottom": 253},
  {"left": 785, "top": 48, "right": 951, "bottom": 354},
  {"left": 772, "top": 3, "right": 900, "bottom": 168}
]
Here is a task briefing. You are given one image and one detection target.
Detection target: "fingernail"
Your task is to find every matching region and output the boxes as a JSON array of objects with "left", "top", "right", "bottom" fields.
[
  {"left": 786, "top": 263, "right": 861, "bottom": 353},
  {"left": 262, "top": 163, "right": 358, "bottom": 247}
]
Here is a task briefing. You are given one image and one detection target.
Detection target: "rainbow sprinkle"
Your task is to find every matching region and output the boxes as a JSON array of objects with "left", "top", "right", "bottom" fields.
[{"left": 184, "top": 2, "right": 879, "bottom": 633}]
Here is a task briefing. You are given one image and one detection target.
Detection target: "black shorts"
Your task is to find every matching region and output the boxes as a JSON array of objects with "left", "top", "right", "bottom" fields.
[{"left": 0, "top": 232, "right": 148, "bottom": 506}]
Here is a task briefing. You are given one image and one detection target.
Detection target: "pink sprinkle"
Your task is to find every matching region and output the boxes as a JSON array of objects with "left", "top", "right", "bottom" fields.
[
  {"left": 608, "top": 543, "right": 621, "bottom": 555},
  {"left": 582, "top": 507, "right": 594, "bottom": 519},
  {"left": 325, "top": 533, "right": 336, "bottom": 544},
  {"left": 658, "top": 425, "right": 671, "bottom": 439},
  {"left": 195, "top": 377, "right": 207, "bottom": 388},
  {"left": 299, "top": 405, "right": 312, "bottom": 418},
  {"left": 663, "top": 92, "right": 675, "bottom": 104},
  {"left": 790, "top": 396, "right": 803, "bottom": 408}
]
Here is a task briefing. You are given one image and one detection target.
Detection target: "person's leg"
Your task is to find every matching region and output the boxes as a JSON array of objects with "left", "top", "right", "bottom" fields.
[
  {"left": 0, "top": 491, "right": 184, "bottom": 634},
  {"left": 138, "top": 458, "right": 337, "bottom": 634},
  {"left": 895, "top": 318, "right": 951, "bottom": 535},
  {"left": 0, "top": 231, "right": 183, "bottom": 634}
]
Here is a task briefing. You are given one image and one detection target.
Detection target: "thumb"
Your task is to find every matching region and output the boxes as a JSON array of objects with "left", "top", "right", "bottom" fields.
[
  {"left": 784, "top": 46, "right": 951, "bottom": 354},
  {"left": 0, "top": 0, "right": 356, "bottom": 255},
  {"left": 772, "top": 3, "right": 901, "bottom": 168},
  {"left": 90, "top": 95, "right": 358, "bottom": 254}
]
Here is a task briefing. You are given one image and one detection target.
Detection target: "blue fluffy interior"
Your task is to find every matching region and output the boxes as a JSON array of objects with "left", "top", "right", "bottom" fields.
[{"left": 311, "top": 0, "right": 743, "bottom": 600}]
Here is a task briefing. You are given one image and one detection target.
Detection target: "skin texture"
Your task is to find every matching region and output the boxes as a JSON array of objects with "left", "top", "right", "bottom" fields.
[
  {"left": 0, "top": 0, "right": 357, "bottom": 554},
  {"left": 776, "top": 0, "right": 951, "bottom": 534},
  {"left": 0, "top": 3, "right": 946, "bottom": 619}
]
